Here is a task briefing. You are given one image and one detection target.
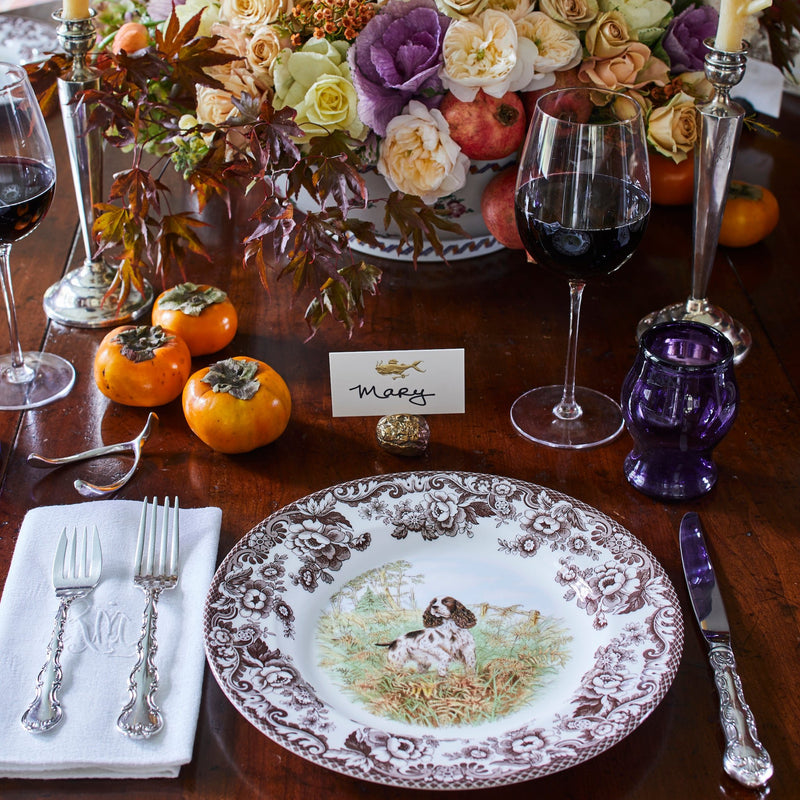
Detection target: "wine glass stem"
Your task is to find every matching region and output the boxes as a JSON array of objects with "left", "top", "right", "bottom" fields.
[
  {"left": 555, "top": 279, "right": 586, "bottom": 421},
  {"left": 0, "top": 244, "right": 34, "bottom": 384}
]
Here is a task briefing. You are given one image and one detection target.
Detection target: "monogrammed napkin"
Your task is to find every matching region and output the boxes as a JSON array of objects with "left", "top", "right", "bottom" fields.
[{"left": 0, "top": 500, "right": 221, "bottom": 779}]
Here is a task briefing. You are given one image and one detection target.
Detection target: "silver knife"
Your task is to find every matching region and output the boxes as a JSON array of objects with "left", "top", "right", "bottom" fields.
[{"left": 679, "top": 512, "right": 774, "bottom": 788}]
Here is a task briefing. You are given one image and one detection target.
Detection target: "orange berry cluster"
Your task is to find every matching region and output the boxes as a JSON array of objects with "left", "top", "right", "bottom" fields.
[{"left": 288, "top": 0, "right": 377, "bottom": 44}]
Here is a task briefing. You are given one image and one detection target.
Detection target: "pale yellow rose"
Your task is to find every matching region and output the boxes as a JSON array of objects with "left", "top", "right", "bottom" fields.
[
  {"left": 538, "top": 0, "right": 599, "bottom": 28},
  {"left": 585, "top": 11, "right": 632, "bottom": 58},
  {"left": 578, "top": 41, "right": 668, "bottom": 89},
  {"left": 676, "top": 70, "right": 713, "bottom": 102},
  {"left": 436, "top": 0, "right": 490, "bottom": 20},
  {"left": 516, "top": 11, "right": 582, "bottom": 72},
  {"left": 221, "top": 0, "right": 287, "bottom": 31},
  {"left": 196, "top": 85, "right": 237, "bottom": 125},
  {"left": 647, "top": 91, "right": 699, "bottom": 162},
  {"left": 272, "top": 39, "right": 365, "bottom": 140},
  {"left": 487, "top": 0, "right": 535, "bottom": 22},
  {"left": 175, "top": 0, "right": 221, "bottom": 37},
  {"left": 377, "top": 101, "right": 469, "bottom": 203},
  {"left": 246, "top": 24, "right": 282, "bottom": 83},
  {"left": 441, "top": 9, "right": 533, "bottom": 101}
]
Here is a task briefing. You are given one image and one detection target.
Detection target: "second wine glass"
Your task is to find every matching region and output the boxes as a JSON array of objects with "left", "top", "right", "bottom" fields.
[
  {"left": 512, "top": 87, "right": 650, "bottom": 449},
  {"left": 0, "top": 62, "right": 75, "bottom": 410}
]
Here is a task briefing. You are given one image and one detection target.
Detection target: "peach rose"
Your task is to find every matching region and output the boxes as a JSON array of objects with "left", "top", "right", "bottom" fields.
[
  {"left": 579, "top": 41, "right": 669, "bottom": 90},
  {"left": 647, "top": 91, "right": 699, "bottom": 162},
  {"left": 538, "top": 0, "right": 599, "bottom": 28},
  {"left": 585, "top": 11, "right": 632, "bottom": 58}
]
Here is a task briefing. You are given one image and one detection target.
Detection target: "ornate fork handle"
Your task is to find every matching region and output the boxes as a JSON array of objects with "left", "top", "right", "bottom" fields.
[
  {"left": 708, "top": 641, "right": 774, "bottom": 788},
  {"left": 117, "top": 586, "right": 164, "bottom": 738},
  {"left": 21, "top": 596, "right": 75, "bottom": 732}
]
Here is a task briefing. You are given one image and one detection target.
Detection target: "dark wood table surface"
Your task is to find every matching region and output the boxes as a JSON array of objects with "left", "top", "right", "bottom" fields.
[{"left": 0, "top": 60, "right": 798, "bottom": 798}]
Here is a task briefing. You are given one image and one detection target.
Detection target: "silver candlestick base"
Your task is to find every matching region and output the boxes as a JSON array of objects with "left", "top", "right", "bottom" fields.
[
  {"left": 43, "top": 10, "right": 152, "bottom": 328},
  {"left": 637, "top": 40, "right": 751, "bottom": 364}
]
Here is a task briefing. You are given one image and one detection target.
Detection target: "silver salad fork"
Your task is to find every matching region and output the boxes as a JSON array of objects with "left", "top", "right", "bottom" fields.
[
  {"left": 117, "top": 497, "right": 180, "bottom": 739},
  {"left": 21, "top": 526, "right": 103, "bottom": 733}
]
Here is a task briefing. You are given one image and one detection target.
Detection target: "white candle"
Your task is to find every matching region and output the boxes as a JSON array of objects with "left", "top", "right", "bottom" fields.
[
  {"left": 62, "top": 0, "right": 90, "bottom": 19},
  {"left": 715, "top": 0, "right": 773, "bottom": 51}
]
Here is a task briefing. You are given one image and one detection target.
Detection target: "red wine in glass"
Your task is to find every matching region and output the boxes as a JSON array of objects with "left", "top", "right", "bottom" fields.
[
  {"left": 511, "top": 88, "right": 651, "bottom": 449},
  {"left": 0, "top": 156, "right": 56, "bottom": 243},
  {"left": 0, "top": 63, "right": 75, "bottom": 410}
]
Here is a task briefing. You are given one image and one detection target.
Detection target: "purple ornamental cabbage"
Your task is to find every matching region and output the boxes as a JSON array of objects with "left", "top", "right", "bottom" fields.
[
  {"left": 663, "top": 5, "right": 720, "bottom": 73},
  {"left": 347, "top": 0, "right": 451, "bottom": 138}
]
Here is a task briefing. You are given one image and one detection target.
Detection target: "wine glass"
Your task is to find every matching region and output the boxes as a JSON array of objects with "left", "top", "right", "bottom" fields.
[
  {"left": 0, "top": 62, "right": 75, "bottom": 410},
  {"left": 512, "top": 87, "right": 650, "bottom": 449}
]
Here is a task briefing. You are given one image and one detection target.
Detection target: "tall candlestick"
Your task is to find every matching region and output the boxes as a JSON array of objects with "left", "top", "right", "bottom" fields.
[
  {"left": 715, "top": 0, "right": 772, "bottom": 52},
  {"left": 62, "top": 0, "right": 91, "bottom": 20}
]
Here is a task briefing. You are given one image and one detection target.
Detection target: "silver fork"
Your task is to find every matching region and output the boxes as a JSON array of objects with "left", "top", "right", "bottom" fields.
[
  {"left": 117, "top": 497, "right": 180, "bottom": 739},
  {"left": 21, "top": 526, "right": 102, "bottom": 733}
]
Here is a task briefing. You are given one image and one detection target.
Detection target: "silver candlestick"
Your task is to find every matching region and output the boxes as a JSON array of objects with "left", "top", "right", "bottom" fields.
[
  {"left": 43, "top": 10, "right": 152, "bottom": 328},
  {"left": 636, "top": 40, "right": 751, "bottom": 363}
]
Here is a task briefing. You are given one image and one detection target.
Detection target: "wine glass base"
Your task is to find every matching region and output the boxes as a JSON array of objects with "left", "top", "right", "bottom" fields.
[
  {"left": 511, "top": 385, "right": 624, "bottom": 449},
  {"left": 43, "top": 259, "right": 153, "bottom": 328},
  {"left": 636, "top": 299, "right": 751, "bottom": 364},
  {"left": 0, "top": 352, "right": 75, "bottom": 410}
]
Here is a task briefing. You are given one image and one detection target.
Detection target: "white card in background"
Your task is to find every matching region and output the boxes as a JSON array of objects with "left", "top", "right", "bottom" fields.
[
  {"left": 733, "top": 58, "right": 784, "bottom": 118},
  {"left": 329, "top": 349, "right": 465, "bottom": 417}
]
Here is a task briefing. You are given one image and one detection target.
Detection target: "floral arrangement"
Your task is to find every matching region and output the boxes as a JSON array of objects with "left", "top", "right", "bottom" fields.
[{"left": 30, "top": 0, "right": 794, "bottom": 336}]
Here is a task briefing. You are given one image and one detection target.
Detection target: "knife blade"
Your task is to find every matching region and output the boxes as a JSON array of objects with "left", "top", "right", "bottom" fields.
[{"left": 679, "top": 512, "right": 774, "bottom": 788}]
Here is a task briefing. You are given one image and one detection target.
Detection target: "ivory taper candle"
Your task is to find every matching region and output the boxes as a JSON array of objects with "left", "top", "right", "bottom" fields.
[
  {"left": 715, "top": 0, "right": 773, "bottom": 51},
  {"left": 62, "top": 0, "right": 90, "bottom": 19}
]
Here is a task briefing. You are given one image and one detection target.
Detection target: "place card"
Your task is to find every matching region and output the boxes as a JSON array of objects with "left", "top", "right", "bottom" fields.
[{"left": 329, "top": 348, "right": 465, "bottom": 417}]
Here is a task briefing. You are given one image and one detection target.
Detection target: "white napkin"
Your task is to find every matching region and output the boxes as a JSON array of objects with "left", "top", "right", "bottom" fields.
[{"left": 0, "top": 500, "right": 221, "bottom": 779}]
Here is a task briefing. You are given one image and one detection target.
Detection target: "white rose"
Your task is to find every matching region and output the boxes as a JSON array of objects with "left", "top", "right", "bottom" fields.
[
  {"left": 441, "top": 9, "right": 535, "bottom": 101},
  {"left": 221, "top": 0, "right": 287, "bottom": 31},
  {"left": 516, "top": 11, "right": 582, "bottom": 72},
  {"left": 377, "top": 100, "right": 469, "bottom": 204}
]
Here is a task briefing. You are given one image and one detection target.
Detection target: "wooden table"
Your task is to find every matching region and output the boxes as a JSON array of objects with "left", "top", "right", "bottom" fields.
[{"left": 0, "top": 81, "right": 798, "bottom": 799}]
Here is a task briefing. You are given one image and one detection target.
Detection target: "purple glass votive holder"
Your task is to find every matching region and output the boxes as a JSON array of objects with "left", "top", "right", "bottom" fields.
[{"left": 621, "top": 321, "right": 739, "bottom": 500}]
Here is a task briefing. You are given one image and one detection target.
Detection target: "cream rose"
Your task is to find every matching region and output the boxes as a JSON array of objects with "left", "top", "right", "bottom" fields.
[
  {"left": 516, "top": 11, "right": 582, "bottom": 72},
  {"left": 247, "top": 25, "right": 282, "bottom": 83},
  {"left": 221, "top": 0, "right": 287, "bottom": 31},
  {"left": 647, "top": 91, "right": 699, "bottom": 162},
  {"left": 441, "top": 9, "right": 539, "bottom": 101},
  {"left": 538, "top": 0, "right": 599, "bottom": 28},
  {"left": 377, "top": 101, "right": 469, "bottom": 204},
  {"left": 585, "top": 11, "right": 632, "bottom": 58},
  {"left": 579, "top": 41, "right": 668, "bottom": 89},
  {"left": 436, "top": 0, "right": 490, "bottom": 20}
]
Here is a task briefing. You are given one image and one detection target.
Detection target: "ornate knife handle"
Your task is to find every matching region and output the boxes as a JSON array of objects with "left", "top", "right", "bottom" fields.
[
  {"left": 117, "top": 587, "right": 164, "bottom": 738},
  {"left": 708, "top": 641, "right": 774, "bottom": 788},
  {"left": 21, "top": 598, "right": 73, "bottom": 732}
]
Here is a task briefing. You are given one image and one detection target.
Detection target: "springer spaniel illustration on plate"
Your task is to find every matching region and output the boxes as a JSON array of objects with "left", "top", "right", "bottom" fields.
[{"left": 377, "top": 596, "right": 477, "bottom": 677}]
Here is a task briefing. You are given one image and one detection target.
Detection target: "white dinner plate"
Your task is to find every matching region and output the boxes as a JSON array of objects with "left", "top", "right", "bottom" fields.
[
  {"left": 0, "top": 15, "right": 58, "bottom": 65},
  {"left": 204, "top": 471, "right": 683, "bottom": 789}
]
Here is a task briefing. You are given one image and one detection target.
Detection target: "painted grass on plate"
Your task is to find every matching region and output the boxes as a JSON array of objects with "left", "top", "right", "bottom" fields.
[{"left": 316, "top": 563, "right": 573, "bottom": 728}]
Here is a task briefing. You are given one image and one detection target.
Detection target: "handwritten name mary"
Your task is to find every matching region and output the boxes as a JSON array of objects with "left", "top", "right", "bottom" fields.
[{"left": 349, "top": 384, "right": 436, "bottom": 407}]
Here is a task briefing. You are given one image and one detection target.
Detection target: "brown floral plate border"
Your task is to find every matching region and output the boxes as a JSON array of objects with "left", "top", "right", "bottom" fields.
[{"left": 203, "top": 471, "right": 683, "bottom": 789}]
